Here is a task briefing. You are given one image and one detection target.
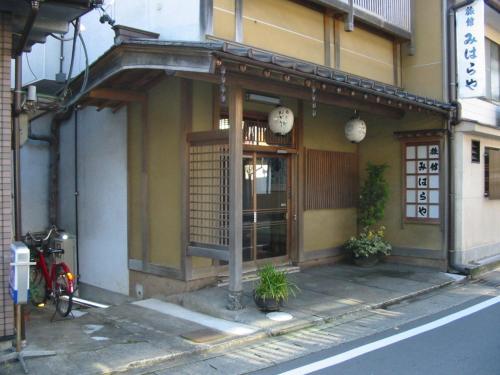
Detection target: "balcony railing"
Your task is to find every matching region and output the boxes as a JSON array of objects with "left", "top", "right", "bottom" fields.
[
  {"left": 353, "top": 0, "right": 411, "bottom": 32},
  {"left": 315, "top": 0, "right": 412, "bottom": 38}
]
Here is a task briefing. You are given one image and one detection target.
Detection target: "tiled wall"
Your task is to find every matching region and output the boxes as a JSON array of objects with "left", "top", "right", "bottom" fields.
[{"left": 0, "top": 12, "right": 14, "bottom": 340}]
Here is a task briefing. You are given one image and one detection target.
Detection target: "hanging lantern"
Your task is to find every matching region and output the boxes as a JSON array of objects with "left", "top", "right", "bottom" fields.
[
  {"left": 344, "top": 111, "right": 366, "bottom": 143},
  {"left": 268, "top": 106, "right": 294, "bottom": 135}
]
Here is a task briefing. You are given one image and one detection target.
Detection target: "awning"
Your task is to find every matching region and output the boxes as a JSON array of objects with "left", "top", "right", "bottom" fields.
[{"left": 67, "top": 39, "right": 454, "bottom": 117}]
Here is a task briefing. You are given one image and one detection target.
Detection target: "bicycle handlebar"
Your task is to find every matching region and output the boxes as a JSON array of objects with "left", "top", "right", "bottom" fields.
[{"left": 24, "top": 225, "right": 66, "bottom": 245}]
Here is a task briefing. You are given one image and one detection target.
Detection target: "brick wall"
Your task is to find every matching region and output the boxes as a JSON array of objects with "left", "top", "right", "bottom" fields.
[{"left": 0, "top": 12, "right": 14, "bottom": 340}]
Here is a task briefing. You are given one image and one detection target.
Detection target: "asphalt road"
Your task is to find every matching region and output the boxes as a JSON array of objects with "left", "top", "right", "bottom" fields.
[{"left": 252, "top": 296, "right": 500, "bottom": 375}]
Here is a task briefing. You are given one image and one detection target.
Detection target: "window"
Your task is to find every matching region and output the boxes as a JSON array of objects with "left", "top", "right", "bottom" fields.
[
  {"left": 472, "top": 140, "right": 481, "bottom": 163},
  {"left": 305, "top": 149, "right": 357, "bottom": 210},
  {"left": 485, "top": 147, "right": 500, "bottom": 199},
  {"left": 404, "top": 142, "right": 440, "bottom": 222},
  {"left": 485, "top": 38, "right": 499, "bottom": 102}
]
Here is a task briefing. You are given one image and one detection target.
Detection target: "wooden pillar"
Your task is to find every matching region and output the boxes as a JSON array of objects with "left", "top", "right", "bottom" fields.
[
  {"left": 228, "top": 85, "right": 243, "bottom": 310},
  {"left": 180, "top": 79, "right": 193, "bottom": 280},
  {"left": 140, "top": 96, "right": 150, "bottom": 270}
]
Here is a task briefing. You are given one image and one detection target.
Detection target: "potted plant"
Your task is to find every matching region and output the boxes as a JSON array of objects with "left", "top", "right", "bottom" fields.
[
  {"left": 344, "top": 163, "right": 392, "bottom": 266},
  {"left": 345, "top": 226, "right": 391, "bottom": 267},
  {"left": 253, "top": 264, "right": 300, "bottom": 312}
]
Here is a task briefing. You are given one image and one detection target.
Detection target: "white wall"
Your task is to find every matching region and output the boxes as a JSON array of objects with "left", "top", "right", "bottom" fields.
[
  {"left": 20, "top": 114, "right": 51, "bottom": 233},
  {"left": 453, "top": 124, "right": 500, "bottom": 264},
  {"left": 59, "top": 107, "right": 128, "bottom": 295}
]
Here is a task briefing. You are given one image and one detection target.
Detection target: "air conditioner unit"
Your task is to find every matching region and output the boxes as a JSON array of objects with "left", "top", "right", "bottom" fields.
[{"left": 53, "top": 234, "right": 78, "bottom": 292}]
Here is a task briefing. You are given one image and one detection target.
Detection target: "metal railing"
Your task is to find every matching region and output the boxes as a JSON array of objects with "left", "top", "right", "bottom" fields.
[{"left": 339, "top": 0, "right": 411, "bottom": 33}]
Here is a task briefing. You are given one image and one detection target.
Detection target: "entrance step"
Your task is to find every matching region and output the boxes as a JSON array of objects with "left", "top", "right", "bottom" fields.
[{"left": 216, "top": 264, "right": 301, "bottom": 287}]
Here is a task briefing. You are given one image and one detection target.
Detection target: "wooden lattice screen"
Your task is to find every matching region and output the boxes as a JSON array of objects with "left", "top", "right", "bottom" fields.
[
  {"left": 305, "top": 149, "right": 358, "bottom": 210},
  {"left": 189, "top": 143, "right": 230, "bottom": 246}
]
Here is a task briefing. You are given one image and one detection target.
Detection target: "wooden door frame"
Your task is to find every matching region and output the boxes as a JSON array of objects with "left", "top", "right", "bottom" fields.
[{"left": 242, "top": 151, "right": 292, "bottom": 265}]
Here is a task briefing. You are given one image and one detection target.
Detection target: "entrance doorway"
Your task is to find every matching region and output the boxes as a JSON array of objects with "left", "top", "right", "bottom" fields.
[{"left": 242, "top": 153, "right": 290, "bottom": 262}]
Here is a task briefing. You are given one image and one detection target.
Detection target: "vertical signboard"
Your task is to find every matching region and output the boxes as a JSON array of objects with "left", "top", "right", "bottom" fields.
[{"left": 456, "top": 0, "right": 486, "bottom": 98}]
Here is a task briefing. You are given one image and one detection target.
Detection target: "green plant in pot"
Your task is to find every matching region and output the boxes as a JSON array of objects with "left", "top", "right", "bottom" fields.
[
  {"left": 344, "top": 163, "right": 392, "bottom": 266},
  {"left": 253, "top": 264, "right": 300, "bottom": 312}
]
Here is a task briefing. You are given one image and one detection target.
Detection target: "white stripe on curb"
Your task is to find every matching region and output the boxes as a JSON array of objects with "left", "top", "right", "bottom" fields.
[
  {"left": 279, "top": 295, "right": 500, "bottom": 375},
  {"left": 133, "top": 298, "right": 258, "bottom": 336}
]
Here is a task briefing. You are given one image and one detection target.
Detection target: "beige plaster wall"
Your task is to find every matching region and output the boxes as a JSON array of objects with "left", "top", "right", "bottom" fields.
[
  {"left": 338, "top": 19, "right": 395, "bottom": 85},
  {"left": 454, "top": 129, "right": 500, "bottom": 262},
  {"left": 401, "top": 0, "right": 443, "bottom": 100},
  {"left": 128, "top": 77, "right": 182, "bottom": 269},
  {"left": 242, "top": 0, "right": 325, "bottom": 65},
  {"left": 213, "top": 0, "right": 235, "bottom": 41},
  {"left": 302, "top": 104, "right": 358, "bottom": 252},
  {"left": 358, "top": 112, "right": 444, "bottom": 251}
]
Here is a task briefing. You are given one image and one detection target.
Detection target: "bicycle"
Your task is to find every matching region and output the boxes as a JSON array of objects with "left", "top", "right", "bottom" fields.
[{"left": 24, "top": 226, "right": 75, "bottom": 317}]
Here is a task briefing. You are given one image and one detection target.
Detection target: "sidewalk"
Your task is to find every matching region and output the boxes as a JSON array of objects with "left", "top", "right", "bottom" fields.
[{"left": 2, "top": 263, "right": 463, "bottom": 374}]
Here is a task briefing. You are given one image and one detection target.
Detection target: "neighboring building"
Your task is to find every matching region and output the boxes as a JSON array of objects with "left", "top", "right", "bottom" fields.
[
  {"left": 19, "top": 0, "right": 498, "bottom": 309},
  {"left": 0, "top": 0, "right": 98, "bottom": 344},
  {"left": 448, "top": 0, "right": 500, "bottom": 268}
]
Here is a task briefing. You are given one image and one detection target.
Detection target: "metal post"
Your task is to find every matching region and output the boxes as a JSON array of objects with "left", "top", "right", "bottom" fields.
[{"left": 227, "top": 85, "right": 243, "bottom": 310}]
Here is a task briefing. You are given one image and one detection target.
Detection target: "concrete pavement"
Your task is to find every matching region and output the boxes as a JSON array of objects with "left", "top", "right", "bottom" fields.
[{"left": 1, "top": 263, "right": 463, "bottom": 374}]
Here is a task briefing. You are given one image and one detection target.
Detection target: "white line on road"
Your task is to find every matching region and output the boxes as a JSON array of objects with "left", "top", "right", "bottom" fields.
[{"left": 279, "top": 295, "right": 500, "bottom": 375}]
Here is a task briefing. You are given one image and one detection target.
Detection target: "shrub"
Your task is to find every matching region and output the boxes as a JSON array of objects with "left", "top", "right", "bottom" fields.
[
  {"left": 344, "top": 226, "right": 392, "bottom": 258},
  {"left": 358, "top": 163, "right": 389, "bottom": 228},
  {"left": 254, "top": 264, "right": 300, "bottom": 302}
]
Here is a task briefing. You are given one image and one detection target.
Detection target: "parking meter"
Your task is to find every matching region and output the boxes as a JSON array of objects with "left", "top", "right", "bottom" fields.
[{"left": 9, "top": 242, "right": 34, "bottom": 304}]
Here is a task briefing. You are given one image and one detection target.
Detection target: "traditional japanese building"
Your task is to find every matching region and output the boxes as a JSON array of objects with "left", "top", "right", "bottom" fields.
[{"left": 17, "top": 0, "right": 499, "bottom": 309}]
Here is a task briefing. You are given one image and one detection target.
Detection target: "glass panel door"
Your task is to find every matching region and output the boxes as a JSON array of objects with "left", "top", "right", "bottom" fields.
[{"left": 242, "top": 153, "right": 289, "bottom": 262}]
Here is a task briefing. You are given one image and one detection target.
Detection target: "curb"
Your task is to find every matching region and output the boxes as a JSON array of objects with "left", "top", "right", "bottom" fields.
[{"left": 110, "top": 277, "right": 460, "bottom": 374}]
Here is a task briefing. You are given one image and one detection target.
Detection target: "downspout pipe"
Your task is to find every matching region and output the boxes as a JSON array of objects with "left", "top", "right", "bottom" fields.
[
  {"left": 446, "top": 0, "right": 473, "bottom": 274},
  {"left": 13, "top": 57, "right": 22, "bottom": 241}
]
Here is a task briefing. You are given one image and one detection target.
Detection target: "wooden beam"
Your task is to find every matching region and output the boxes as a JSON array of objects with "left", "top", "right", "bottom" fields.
[
  {"left": 334, "top": 15, "right": 341, "bottom": 69},
  {"left": 180, "top": 79, "right": 193, "bottom": 281},
  {"left": 140, "top": 96, "right": 150, "bottom": 271},
  {"left": 226, "top": 73, "right": 404, "bottom": 118},
  {"left": 212, "top": 84, "right": 221, "bottom": 130},
  {"left": 187, "top": 129, "right": 229, "bottom": 144},
  {"left": 296, "top": 100, "right": 305, "bottom": 262},
  {"left": 228, "top": 85, "right": 244, "bottom": 310},
  {"left": 88, "top": 88, "right": 147, "bottom": 103},
  {"left": 324, "top": 10, "right": 334, "bottom": 68}
]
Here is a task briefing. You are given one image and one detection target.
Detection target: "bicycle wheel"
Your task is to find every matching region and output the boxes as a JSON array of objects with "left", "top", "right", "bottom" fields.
[
  {"left": 29, "top": 266, "right": 47, "bottom": 306},
  {"left": 54, "top": 266, "right": 73, "bottom": 317}
]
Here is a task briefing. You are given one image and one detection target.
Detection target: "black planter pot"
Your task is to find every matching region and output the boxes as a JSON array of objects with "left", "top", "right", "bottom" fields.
[
  {"left": 253, "top": 292, "right": 283, "bottom": 312},
  {"left": 353, "top": 254, "right": 379, "bottom": 267}
]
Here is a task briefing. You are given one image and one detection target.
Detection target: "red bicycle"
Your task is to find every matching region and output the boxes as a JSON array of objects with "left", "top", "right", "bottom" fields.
[{"left": 24, "top": 226, "right": 75, "bottom": 317}]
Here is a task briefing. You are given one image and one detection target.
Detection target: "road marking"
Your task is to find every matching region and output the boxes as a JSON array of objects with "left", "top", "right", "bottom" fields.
[
  {"left": 279, "top": 295, "right": 500, "bottom": 375},
  {"left": 133, "top": 298, "right": 258, "bottom": 336}
]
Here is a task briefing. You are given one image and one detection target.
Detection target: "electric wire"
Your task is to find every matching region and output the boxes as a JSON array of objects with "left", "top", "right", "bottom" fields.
[
  {"left": 61, "top": 18, "right": 80, "bottom": 103},
  {"left": 24, "top": 52, "right": 37, "bottom": 81}
]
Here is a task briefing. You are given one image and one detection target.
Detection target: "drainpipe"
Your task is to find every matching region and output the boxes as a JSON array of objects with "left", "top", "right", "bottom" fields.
[
  {"left": 13, "top": 56, "right": 23, "bottom": 241},
  {"left": 74, "top": 109, "right": 80, "bottom": 280},
  {"left": 446, "top": 0, "right": 473, "bottom": 274}
]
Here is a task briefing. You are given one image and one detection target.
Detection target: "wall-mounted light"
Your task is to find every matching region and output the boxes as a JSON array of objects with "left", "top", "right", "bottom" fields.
[
  {"left": 246, "top": 92, "right": 281, "bottom": 105},
  {"left": 344, "top": 110, "right": 366, "bottom": 143},
  {"left": 22, "top": 85, "right": 38, "bottom": 112}
]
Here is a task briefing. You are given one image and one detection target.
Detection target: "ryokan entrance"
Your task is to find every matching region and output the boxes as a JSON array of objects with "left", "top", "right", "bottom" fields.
[{"left": 242, "top": 152, "right": 290, "bottom": 262}]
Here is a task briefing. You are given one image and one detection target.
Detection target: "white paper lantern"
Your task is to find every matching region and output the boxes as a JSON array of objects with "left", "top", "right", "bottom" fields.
[
  {"left": 344, "top": 114, "right": 366, "bottom": 143},
  {"left": 268, "top": 106, "right": 294, "bottom": 135}
]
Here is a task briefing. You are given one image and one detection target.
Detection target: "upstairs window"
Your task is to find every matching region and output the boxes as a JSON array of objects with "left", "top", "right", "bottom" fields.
[
  {"left": 486, "top": 38, "right": 499, "bottom": 102},
  {"left": 472, "top": 140, "right": 481, "bottom": 163},
  {"left": 485, "top": 148, "right": 500, "bottom": 199}
]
